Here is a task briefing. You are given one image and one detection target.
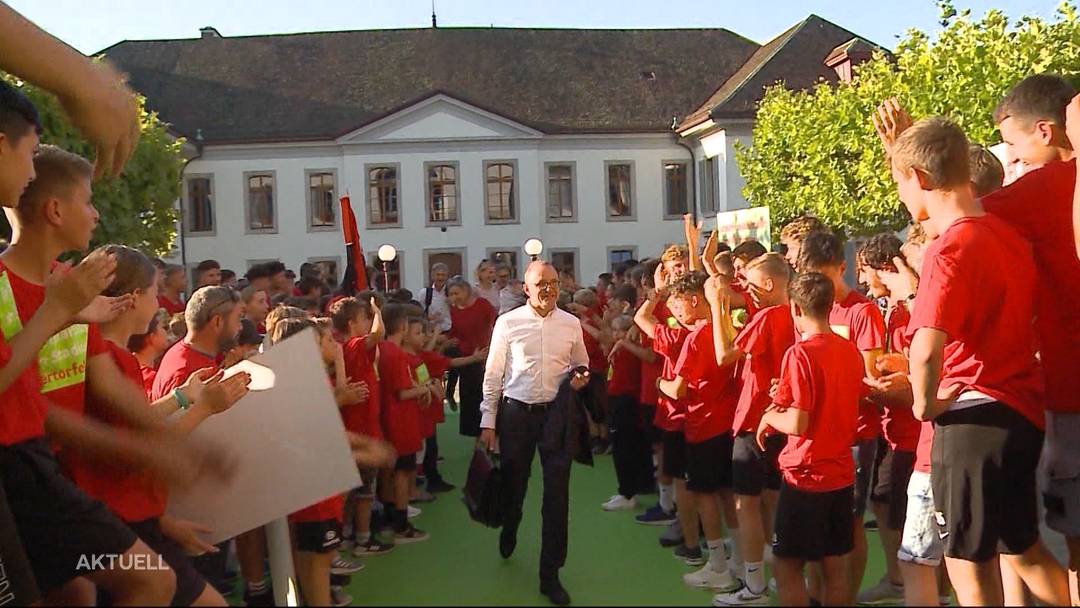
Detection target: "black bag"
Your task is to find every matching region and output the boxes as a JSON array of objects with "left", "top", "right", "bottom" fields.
[{"left": 463, "top": 448, "right": 505, "bottom": 528}]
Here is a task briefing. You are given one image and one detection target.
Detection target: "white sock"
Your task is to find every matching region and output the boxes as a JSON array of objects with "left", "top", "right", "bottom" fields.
[
  {"left": 728, "top": 532, "right": 742, "bottom": 564},
  {"left": 659, "top": 483, "right": 675, "bottom": 513},
  {"left": 706, "top": 539, "right": 729, "bottom": 574},
  {"left": 744, "top": 561, "right": 766, "bottom": 594},
  {"left": 357, "top": 531, "right": 371, "bottom": 543}
]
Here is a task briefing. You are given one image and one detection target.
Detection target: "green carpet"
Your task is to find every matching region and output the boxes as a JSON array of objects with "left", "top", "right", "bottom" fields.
[{"left": 340, "top": 421, "right": 891, "bottom": 606}]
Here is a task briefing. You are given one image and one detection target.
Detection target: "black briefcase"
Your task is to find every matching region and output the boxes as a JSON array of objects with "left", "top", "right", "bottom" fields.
[{"left": 463, "top": 448, "right": 505, "bottom": 528}]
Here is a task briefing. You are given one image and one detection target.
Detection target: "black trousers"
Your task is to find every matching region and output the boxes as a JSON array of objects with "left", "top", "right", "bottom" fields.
[
  {"left": 458, "top": 362, "right": 485, "bottom": 437},
  {"left": 498, "top": 399, "right": 572, "bottom": 581},
  {"left": 610, "top": 394, "right": 654, "bottom": 498},
  {"left": 422, "top": 434, "right": 443, "bottom": 484}
]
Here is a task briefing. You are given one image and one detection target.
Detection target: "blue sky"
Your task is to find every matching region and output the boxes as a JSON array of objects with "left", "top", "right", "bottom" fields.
[{"left": 6, "top": 0, "right": 1063, "bottom": 54}]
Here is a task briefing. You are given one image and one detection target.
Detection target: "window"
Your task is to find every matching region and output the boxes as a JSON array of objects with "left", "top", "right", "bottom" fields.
[
  {"left": 550, "top": 250, "right": 577, "bottom": 283},
  {"left": 424, "top": 249, "right": 465, "bottom": 284},
  {"left": 663, "top": 161, "right": 689, "bottom": 217},
  {"left": 426, "top": 163, "right": 459, "bottom": 224},
  {"left": 245, "top": 172, "right": 276, "bottom": 232},
  {"left": 484, "top": 161, "right": 517, "bottom": 223},
  {"left": 487, "top": 249, "right": 519, "bottom": 279},
  {"left": 606, "top": 162, "right": 634, "bottom": 219},
  {"left": 307, "top": 171, "right": 336, "bottom": 229},
  {"left": 186, "top": 176, "right": 214, "bottom": 234},
  {"left": 699, "top": 158, "right": 719, "bottom": 215},
  {"left": 369, "top": 251, "right": 403, "bottom": 292},
  {"left": 546, "top": 163, "right": 576, "bottom": 221},
  {"left": 608, "top": 247, "right": 636, "bottom": 270},
  {"left": 366, "top": 165, "right": 400, "bottom": 227},
  {"left": 308, "top": 258, "right": 340, "bottom": 285}
]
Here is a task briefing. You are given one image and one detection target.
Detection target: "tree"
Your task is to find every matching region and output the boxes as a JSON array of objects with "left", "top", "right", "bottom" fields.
[
  {"left": 0, "top": 73, "right": 184, "bottom": 257},
  {"left": 737, "top": 1, "right": 1080, "bottom": 239}
]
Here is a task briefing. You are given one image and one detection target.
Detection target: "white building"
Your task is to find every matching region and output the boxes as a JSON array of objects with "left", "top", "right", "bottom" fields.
[{"left": 104, "top": 16, "right": 874, "bottom": 292}]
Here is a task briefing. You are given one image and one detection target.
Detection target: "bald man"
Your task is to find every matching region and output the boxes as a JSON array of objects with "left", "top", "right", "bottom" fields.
[{"left": 480, "top": 261, "right": 589, "bottom": 606}]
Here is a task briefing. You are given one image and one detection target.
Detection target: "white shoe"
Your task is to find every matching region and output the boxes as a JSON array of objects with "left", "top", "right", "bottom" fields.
[
  {"left": 683, "top": 565, "right": 743, "bottom": 591},
  {"left": 768, "top": 578, "right": 777, "bottom": 594},
  {"left": 712, "top": 585, "right": 771, "bottom": 606},
  {"left": 407, "top": 505, "right": 421, "bottom": 518},
  {"left": 601, "top": 494, "right": 637, "bottom": 511}
]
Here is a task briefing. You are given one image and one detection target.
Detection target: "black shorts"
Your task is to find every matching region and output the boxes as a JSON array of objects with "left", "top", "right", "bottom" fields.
[
  {"left": 853, "top": 437, "right": 878, "bottom": 519},
  {"left": 395, "top": 453, "right": 418, "bottom": 472},
  {"left": 732, "top": 431, "right": 784, "bottom": 496},
  {"left": 126, "top": 518, "right": 208, "bottom": 606},
  {"left": 0, "top": 439, "right": 138, "bottom": 593},
  {"left": 661, "top": 430, "right": 687, "bottom": 479},
  {"left": 931, "top": 401, "right": 1042, "bottom": 561},
  {"left": 0, "top": 476, "right": 39, "bottom": 605},
  {"left": 773, "top": 482, "right": 855, "bottom": 561},
  {"left": 294, "top": 519, "right": 343, "bottom": 553},
  {"left": 641, "top": 404, "right": 661, "bottom": 445},
  {"left": 869, "top": 442, "right": 916, "bottom": 531},
  {"left": 685, "top": 432, "right": 734, "bottom": 493}
]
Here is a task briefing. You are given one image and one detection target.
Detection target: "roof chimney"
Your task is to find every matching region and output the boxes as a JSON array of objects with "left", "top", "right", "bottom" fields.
[
  {"left": 824, "top": 38, "right": 874, "bottom": 83},
  {"left": 200, "top": 26, "right": 221, "bottom": 39}
]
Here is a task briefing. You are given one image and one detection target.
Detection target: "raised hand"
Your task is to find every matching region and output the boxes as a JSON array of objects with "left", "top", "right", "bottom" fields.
[
  {"left": 200, "top": 371, "right": 251, "bottom": 415},
  {"left": 74, "top": 294, "right": 133, "bottom": 324},
  {"left": 701, "top": 230, "right": 720, "bottom": 277},
  {"left": 336, "top": 381, "right": 369, "bottom": 406},
  {"left": 878, "top": 255, "right": 919, "bottom": 301},
  {"left": 652, "top": 263, "right": 670, "bottom": 294},
  {"left": 58, "top": 60, "right": 141, "bottom": 179},
  {"left": 44, "top": 249, "right": 116, "bottom": 318},
  {"left": 160, "top": 516, "right": 217, "bottom": 557},
  {"left": 683, "top": 213, "right": 704, "bottom": 252},
  {"left": 872, "top": 97, "right": 914, "bottom": 159}
]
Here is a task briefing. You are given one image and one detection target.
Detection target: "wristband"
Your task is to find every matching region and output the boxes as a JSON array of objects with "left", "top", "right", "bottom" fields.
[{"left": 173, "top": 387, "right": 191, "bottom": 410}]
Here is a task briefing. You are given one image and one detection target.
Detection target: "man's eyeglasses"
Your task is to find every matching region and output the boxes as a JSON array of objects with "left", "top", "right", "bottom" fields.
[{"left": 528, "top": 280, "right": 559, "bottom": 291}]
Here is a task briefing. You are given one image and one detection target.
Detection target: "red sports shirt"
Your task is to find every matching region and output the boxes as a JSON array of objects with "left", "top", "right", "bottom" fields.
[
  {"left": 732, "top": 304, "right": 795, "bottom": 434},
  {"left": 673, "top": 322, "right": 738, "bottom": 443},
  {"left": 607, "top": 347, "right": 641, "bottom": 398},
  {"left": 829, "top": 289, "right": 885, "bottom": 441},
  {"left": 880, "top": 302, "right": 919, "bottom": 452},
  {"left": 448, "top": 298, "right": 497, "bottom": 357},
  {"left": 420, "top": 350, "right": 450, "bottom": 428},
  {"left": 378, "top": 340, "right": 423, "bottom": 455},
  {"left": 157, "top": 294, "right": 185, "bottom": 316},
  {"left": 652, "top": 324, "right": 689, "bottom": 432},
  {"left": 637, "top": 335, "right": 662, "bottom": 407},
  {"left": 340, "top": 335, "right": 382, "bottom": 439},
  {"left": 151, "top": 340, "right": 218, "bottom": 401}
]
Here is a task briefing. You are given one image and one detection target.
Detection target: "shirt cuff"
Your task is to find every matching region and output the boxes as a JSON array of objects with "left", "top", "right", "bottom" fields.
[{"left": 480, "top": 412, "right": 497, "bottom": 430}]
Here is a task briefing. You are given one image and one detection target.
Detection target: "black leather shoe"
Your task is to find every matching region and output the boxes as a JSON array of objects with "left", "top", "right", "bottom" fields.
[
  {"left": 499, "top": 528, "right": 517, "bottom": 559},
  {"left": 540, "top": 578, "right": 571, "bottom": 606}
]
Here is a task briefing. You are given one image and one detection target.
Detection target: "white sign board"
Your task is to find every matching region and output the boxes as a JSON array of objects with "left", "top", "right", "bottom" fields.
[
  {"left": 712, "top": 206, "right": 772, "bottom": 250},
  {"left": 167, "top": 328, "right": 361, "bottom": 544}
]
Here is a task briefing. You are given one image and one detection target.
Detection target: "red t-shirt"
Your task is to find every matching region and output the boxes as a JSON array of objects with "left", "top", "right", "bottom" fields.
[
  {"left": 653, "top": 324, "right": 689, "bottom": 432},
  {"left": 139, "top": 364, "right": 157, "bottom": 397},
  {"left": 731, "top": 282, "right": 760, "bottom": 320},
  {"left": 581, "top": 319, "right": 608, "bottom": 373},
  {"left": 638, "top": 335, "right": 661, "bottom": 407},
  {"left": 448, "top": 298, "right": 497, "bottom": 357},
  {"left": 290, "top": 492, "right": 345, "bottom": 524},
  {"left": 0, "top": 333, "right": 48, "bottom": 445},
  {"left": 906, "top": 214, "right": 1045, "bottom": 430},
  {"left": 340, "top": 335, "right": 382, "bottom": 439},
  {"left": 983, "top": 159, "right": 1080, "bottom": 414},
  {"left": 420, "top": 350, "right": 450, "bottom": 426},
  {"left": 65, "top": 341, "right": 168, "bottom": 522},
  {"left": 378, "top": 340, "right": 423, "bottom": 455},
  {"left": 673, "top": 322, "right": 738, "bottom": 443},
  {"left": 608, "top": 347, "right": 641, "bottom": 398},
  {"left": 150, "top": 340, "right": 217, "bottom": 401},
  {"left": 880, "top": 302, "right": 919, "bottom": 452},
  {"left": 775, "top": 333, "right": 865, "bottom": 491},
  {"left": 157, "top": 294, "right": 185, "bottom": 316},
  {"left": 914, "top": 421, "right": 934, "bottom": 474},
  {"left": 732, "top": 304, "right": 795, "bottom": 434},
  {"left": 829, "top": 290, "right": 885, "bottom": 441}
]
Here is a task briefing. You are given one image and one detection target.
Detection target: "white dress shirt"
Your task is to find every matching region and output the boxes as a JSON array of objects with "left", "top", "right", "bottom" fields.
[
  {"left": 423, "top": 285, "right": 452, "bottom": 332},
  {"left": 481, "top": 304, "right": 589, "bottom": 429}
]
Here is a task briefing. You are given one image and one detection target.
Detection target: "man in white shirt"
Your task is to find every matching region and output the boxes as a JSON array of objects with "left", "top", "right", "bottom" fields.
[
  {"left": 421, "top": 262, "right": 452, "bottom": 333},
  {"left": 480, "top": 261, "right": 589, "bottom": 607}
]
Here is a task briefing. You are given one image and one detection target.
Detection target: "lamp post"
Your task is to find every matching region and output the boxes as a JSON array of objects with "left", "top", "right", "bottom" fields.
[
  {"left": 523, "top": 238, "right": 543, "bottom": 261},
  {"left": 377, "top": 244, "right": 397, "bottom": 292}
]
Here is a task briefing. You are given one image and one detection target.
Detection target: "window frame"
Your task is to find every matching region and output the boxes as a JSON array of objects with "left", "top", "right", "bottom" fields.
[
  {"left": 662, "top": 160, "right": 690, "bottom": 220},
  {"left": 549, "top": 248, "right": 580, "bottom": 284},
  {"left": 424, "top": 161, "right": 462, "bottom": 227},
  {"left": 184, "top": 173, "right": 216, "bottom": 236},
  {"left": 544, "top": 161, "right": 578, "bottom": 223},
  {"left": 607, "top": 246, "right": 638, "bottom": 271},
  {"left": 364, "top": 163, "right": 403, "bottom": 230},
  {"left": 482, "top": 159, "right": 519, "bottom": 225},
  {"left": 604, "top": 160, "right": 636, "bottom": 222},
  {"left": 699, "top": 157, "right": 719, "bottom": 217},
  {"left": 422, "top": 248, "right": 467, "bottom": 285},
  {"left": 243, "top": 170, "right": 278, "bottom": 234},
  {"left": 306, "top": 256, "right": 342, "bottom": 284},
  {"left": 485, "top": 248, "right": 521, "bottom": 279},
  {"left": 305, "top": 168, "right": 339, "bottom": 233}
]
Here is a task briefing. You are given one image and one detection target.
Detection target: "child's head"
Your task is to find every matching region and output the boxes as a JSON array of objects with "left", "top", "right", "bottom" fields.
[
  {"left": 100, "top": 244, "right": 159, "bottom": 332},
  {"left": 742, "top": 252, "right": 791, "bottom": 308},
  {"left": 597, "top": 273, "right": 613, "bottom": 292},
  {"left": 856, "top": 233, "right": 903, "bottom": 299},
  {"left": 264, "top": 305, "right": 308, "bottom": 342},
  {"left": 630, "top": 261, "right": 652, "bottom": 290},
  {"left": 0, "top": 81, "right": 42, "bottom": 209},
  {"left": 194, "top": 259, "right": 221, "bottom": 288},
  {"left": 890, "top": 117, "right": 971, "bottom": 225},
  {"left": 14, "top": 146, "right": 97, "bottom": 251},
  {"left": 969, "top": 144, "right": 1005, "bottom": 198},
  {"left": 329, "top": 296, "right": 374, "bottom": 338},
  {"left": 128, "top": 311, "right": 169, "bottom": 358},
  {"left": 665, "top": 271, "right": 709, "bottom": 325},
  {"left": 241, "top": 285, "right": 270, "bottom": 323},
  {"left": 797, "top": 230, "right": 846, "bottom": 285},
  {"left": 994, "top": 74, "right": 1075, "bottom": 167},
  {"left": 269, "top": 316, "right": 315, "bottom": 347},
  {"left": 610, "top": 284, "right": 638, "bottom": 313},
  {"left": 660, "top": 245, "right": 689, "bottom": 279},
  {"left": 446, "top": 276, "right": 472, "bottom": 307},
  {"left": 779, "top": 216, "right": 828, "bottom": 269},
  {"left": 611, "top": 315, "right": 634, "bottom": 341},
  {"left": 403, "top": 315, "right": 426, "bottom": 351},
  {"left": 731, "top": 240, "right": 767, "bottom": 276},
  {"left": 381, "top": 303, "right": 410, "bottom": 338},
  {"left": 789, "top": 272, "right": 835, "bottom": 332},
  {"left": 296, "top": 276, "right": 323, "bottom": 299},
  {"left": 311, "top": 317, "right": 337, "bottom": 364},
  {"left": 569, "top": 288, "right": 598, "bottom": 317}
]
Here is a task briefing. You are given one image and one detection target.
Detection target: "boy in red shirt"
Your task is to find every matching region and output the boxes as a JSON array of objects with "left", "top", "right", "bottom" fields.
[
  {"left": 602, "top": 315, "right": 653, "bottom": 511},
  {"left": 708, "top": 252, "right": 794, "bottom": 605},
  {"left": 797, "top": 229, "right": 886, "bottom": 597},
  {"left": 758, "top": 272, "right": 864, "bottom": 606},
  {"left": 571, "top": 288, "right": 611, "bottom": 454},
  {"left": 778, "top": 216, "right": 829, "bottom": 271},
  {"left": 893, "top": 117, "right": 1067, "bottom": 605},
  {"left": 659, "top": 272, "right": 741, "bottom": 592}
]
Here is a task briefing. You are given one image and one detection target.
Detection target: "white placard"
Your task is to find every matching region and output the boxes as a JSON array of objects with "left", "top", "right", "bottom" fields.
[{"left": 167, "top": 328, "right": 360, "bottom": 544}]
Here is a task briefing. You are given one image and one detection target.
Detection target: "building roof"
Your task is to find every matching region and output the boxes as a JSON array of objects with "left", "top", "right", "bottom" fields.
[
  {"left": 102, "top": 27, "right": 760, "bottom": 144},
  {"left": 678, "top": 14, "right": 880, "bottom": 131}
]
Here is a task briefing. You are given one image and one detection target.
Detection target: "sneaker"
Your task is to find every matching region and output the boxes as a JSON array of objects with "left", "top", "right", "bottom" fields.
[
  {"left": 243, "top": 586, "right": 274, "bottom": 607},
  {"left": 394, "top": 524, "right": 430, "bottom": 544},
  {"left": 856, "top": 577, "right": 904, "bottom": 605},
  {"left": 673, "top": 544, "right": 706, "bottom": 566},
  {"left": 353, "top": 537, "right": 395, "bottom": 557},
  {"left": 410, "top": 489, "right": 436, "bottom": 504},
  {"left": 713, "top": 586, "right": 771, "bottom": 606},
  {"left": 683, "top": 565, "right": 743, "bottom": 591},
  {"left": 407, "top": 505, "right": 421, "bottom": 518},
  {"left": 330, "top": 585, "right": 352, "bottom": 607},
  {"left": 864, "top": 518, "right": 879, "bottom": 530},
  {"left": 601, "top": 494, "right": 638, "bottom": 511},
  {"left": 330, "top": 556, "right": 364, "bottom": 575},
  {"left": 659, "top": 520, "right": 684, "bottom": 547},
  {"left": 636, "top": 504, "right": 676, "bottom": 526},
  {"left": 445, "top": 398, "right": 458, "bottom": 413},
  {"left": 426, "top": 479, "right": 456, "bottom": 493}
]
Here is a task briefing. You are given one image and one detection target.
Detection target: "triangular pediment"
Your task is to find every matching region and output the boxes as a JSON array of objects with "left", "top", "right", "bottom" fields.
[{"left": 337, "top": 93, "right": 543, "bottom": 143}]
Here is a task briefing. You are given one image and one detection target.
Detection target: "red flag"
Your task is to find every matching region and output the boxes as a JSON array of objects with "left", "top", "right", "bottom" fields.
[{"left": 340, "top": 195, "right": 368, "bottom": 293}]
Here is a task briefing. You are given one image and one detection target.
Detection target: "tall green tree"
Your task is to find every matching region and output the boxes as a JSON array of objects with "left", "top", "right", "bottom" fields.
[
  {"left": 0, "top": 74, "right": 184, "bottom": 256},
  {"left": 737, "top": 1, "right": 1080, "bottom": 239}
]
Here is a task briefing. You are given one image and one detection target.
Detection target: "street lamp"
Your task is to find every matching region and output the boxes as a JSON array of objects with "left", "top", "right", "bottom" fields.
[
  {"left": 377, "top": 244, "right": 397, "bottom": 292},
  {"left": 523, "top": 238, "right": 543, "bottom": 261}
]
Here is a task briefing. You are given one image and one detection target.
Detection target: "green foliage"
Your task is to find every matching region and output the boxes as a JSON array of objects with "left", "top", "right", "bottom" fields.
[
  {"left": 0, "top": 73, "right": 184, "bottom": 257},
  {"left": 737, "top": 1, "right": 1080, "bottom": 239}
]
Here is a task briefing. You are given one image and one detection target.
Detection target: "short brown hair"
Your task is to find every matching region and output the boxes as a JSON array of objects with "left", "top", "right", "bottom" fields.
[
  {"left": 270, "top": 317, "right": 315, "bottom": 346},
  {"left": 100, "top": 245, "right": 157, "bottom": 298},
  {"left": 240, "top": 285, "right": 266, "bottom": 304},
  {"left": 329, "top": 296, "right": 372, "bottom": 334},
  {"left": 732, "top": 239, "right": 767, "bottom": 264},
  {"left": 265, "top": 306, "right": 307, "bottom": 340},
  {"left": 905, "top": 222, "right": 928, "bottom": 248},
  {"left": 185, "top": 286, "right": 240, "bottom": 332},
  {"left": 572, "top": 288, "right": 598, "bottom": 308},
  {"left": 993, "top": 74, "right": 1076, "bottom": 128},
  {"left": 661, "top": 245, "right": 688, "bottom": 264},
  {"left": 779, "top": 215, "right": 829, "bottom": 244},
  {"left": 968, "top": 144, "right": 1004, "bottom": 198},
  {"left": 891, "top": 117, "right": 970, "bottom": 190},
  {"left": 743, "top": 252, "right": 791, "bottom": 281},
  {"left": 857, "top": 233, "right": 903, "bottom": 271},
  {"left": 667, "top": 271, "right": 707, "bottom": 298},
  {"left": 16, "top": 145, "right": 93, "bottom": 224},
  {"left": 789, "top": 272, "right": 834, "bottom": 319}
]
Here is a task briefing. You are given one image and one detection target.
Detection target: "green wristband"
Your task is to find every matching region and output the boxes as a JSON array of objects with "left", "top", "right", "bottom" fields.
[{"left": 173, "top": 387, "right": 191, "bottom": 410}]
